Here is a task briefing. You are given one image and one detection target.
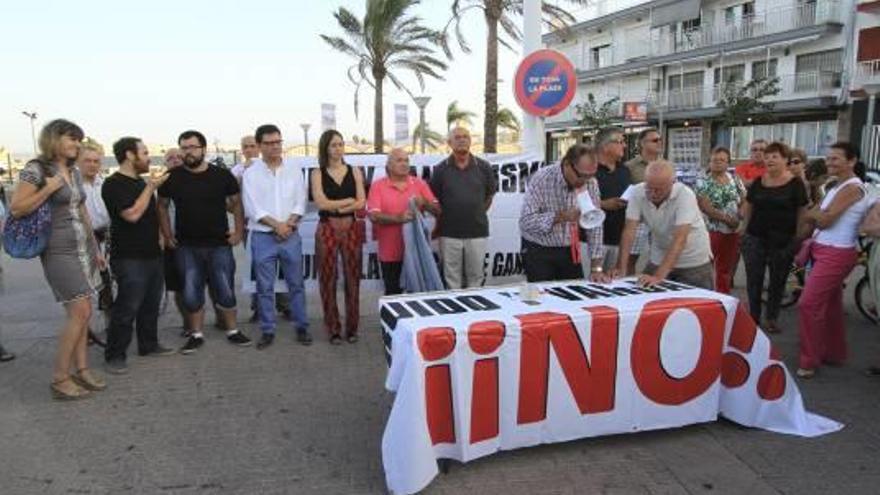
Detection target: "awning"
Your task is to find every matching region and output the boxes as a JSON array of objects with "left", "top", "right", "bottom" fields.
[{"left": 651, "top": 0, "right": 701, "bottom": 28}]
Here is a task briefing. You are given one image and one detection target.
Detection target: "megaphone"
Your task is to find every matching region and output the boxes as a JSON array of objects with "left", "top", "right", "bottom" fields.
[{"left": 577, "top": 189, "right": 605, "bottom": 229}]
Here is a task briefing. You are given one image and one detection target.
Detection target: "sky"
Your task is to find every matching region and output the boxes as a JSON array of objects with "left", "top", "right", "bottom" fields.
[{"left": 0, "top": 0, "right": 533, "bottom": 154}]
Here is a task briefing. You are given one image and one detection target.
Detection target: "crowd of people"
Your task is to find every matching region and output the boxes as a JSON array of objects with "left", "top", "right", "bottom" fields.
[
  {"left": 1, "top": 117, "right": 877, "bottom": 399},
  {"left": 519, "top": 128, "right": 875, "bottom": 380}
]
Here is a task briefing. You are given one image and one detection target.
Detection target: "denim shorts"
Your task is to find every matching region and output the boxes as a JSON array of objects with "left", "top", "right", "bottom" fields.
[{"left": 175, "top": 245, "right": 237, "bottom": 312}]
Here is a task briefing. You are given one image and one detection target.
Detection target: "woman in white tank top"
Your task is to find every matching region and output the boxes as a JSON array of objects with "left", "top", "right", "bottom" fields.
[{"left": 796, "top": 142, "right": 869, "bottom": 379}]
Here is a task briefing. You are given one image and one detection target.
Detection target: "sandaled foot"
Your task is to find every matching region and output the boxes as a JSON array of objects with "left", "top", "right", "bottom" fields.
[
  {"left": 346, "top": 334, "right": 359, "bottom": 344},
  {"left": 330, "top": 334, "right": 343, "bottom": 346},
  {"left": 796, "top": 368, "right": 816, "bottom": 379},
  {"left": 51, "top": 377, "right": 92, "bottom": 401},
  {"left": 71, "top": 368, "right": 107, "bottom": 391},
  {"left": 763, "top": 320, "right": 781, "bottom": 334}
]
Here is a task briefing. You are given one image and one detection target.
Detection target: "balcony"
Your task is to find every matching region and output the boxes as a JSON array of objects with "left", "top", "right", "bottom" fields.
[
  {"left": 648, "top": 71, "right": 843, "bottom": 112},
  {"left": 854, "top": 59, "right": 880, "bottom": 89},
  {"left": 545, "top": 91, "right": 647, "bottom": 128},
  {"left": 651, "top": 1, "right": 842, "bottom": 58}
]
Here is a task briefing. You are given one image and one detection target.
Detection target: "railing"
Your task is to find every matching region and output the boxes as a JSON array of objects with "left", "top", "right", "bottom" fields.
[
  {"left": 648, "top": 71, "right": 843, "bottom": 111},
  {"left": 855, "top": 59, "right": 880, "bottom": 86},
  {"left": 650, "top": 1, "right": 841, "bottom": 58}
]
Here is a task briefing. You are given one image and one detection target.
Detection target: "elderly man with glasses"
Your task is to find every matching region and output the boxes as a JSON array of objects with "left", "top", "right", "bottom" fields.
[
  {"left": 735, "top": 139, "right": 768, "bottom": 188},
  {"left": 594, "top": 127, "right": 632, "bottom": 273}
]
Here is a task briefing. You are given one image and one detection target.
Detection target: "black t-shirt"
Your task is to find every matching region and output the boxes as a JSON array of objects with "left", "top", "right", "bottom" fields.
[
  {"left": 102, "top": 173, "right": 160, "bottom": 259},
  {"left": 596, "top": 162, "right": 631, "bottom": 246},
  {"left": 746, "top": 177, "right": 808, "bottom": 248},
  {"left": 158, "top": 165, "right": 240, "bottom": 247}
]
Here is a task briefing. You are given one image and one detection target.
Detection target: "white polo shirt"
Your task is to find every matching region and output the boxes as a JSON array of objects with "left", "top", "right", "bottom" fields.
[{"left": 626, "top": 182, "right": 712, "bottom": 269}]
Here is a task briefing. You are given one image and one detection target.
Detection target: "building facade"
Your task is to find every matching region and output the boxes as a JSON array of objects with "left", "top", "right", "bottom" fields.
[{"left": 543, "top": 0, "right": 863, "bottom": 169}]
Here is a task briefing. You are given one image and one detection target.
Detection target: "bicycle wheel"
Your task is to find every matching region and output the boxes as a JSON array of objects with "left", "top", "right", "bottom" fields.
[{"left": 854, "top": 275, "right": 878, "bottom": 324}]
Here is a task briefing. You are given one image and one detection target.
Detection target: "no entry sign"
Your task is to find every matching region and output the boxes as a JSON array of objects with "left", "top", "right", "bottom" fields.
[{"left": 514, "top": 49, "right": 577, "bottom": 117}]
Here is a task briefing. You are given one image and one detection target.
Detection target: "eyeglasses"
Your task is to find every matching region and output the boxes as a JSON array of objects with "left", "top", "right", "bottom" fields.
[
  {"left": 789, "top": 159, "right": 803, "bottom": 165},
  {"left": 262, "top": 140, "right": 283, "bottom": 146},
  {"left": 568, "top": 162, "right": 590, "bottom": 180},
  {"left": 180, "top": 145, "right": 203, "bottom": 152},
  {"left": 647, "top": 138, "right": 662, "bottom": 143},
  {"left": 750, "top": 147, "right": 765, "bottom": 152}
]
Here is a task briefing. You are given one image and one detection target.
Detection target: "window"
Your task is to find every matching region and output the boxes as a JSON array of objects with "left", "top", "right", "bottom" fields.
[
  {"left": 795, "top": 49, "right": 843, "bottom": 91},
  {"left": 731, "top": 127, "right": 752, "bottom": 159},
  {"left": 771, "top": 123, "right": 794, "bottom": 146},
  {"left": 667, "top": 71, "right": 704, "bottom": 109},
  {"left": 796, "top": 122, "right": 819, "bottom": 156},
  {"left": 817, "top": 121, "right": 838, "bottom": 157},
  {"left": 591, "top": 44, "right": 611, "bottom": 69},
  {"left": 725, "top": 2, "right": 755, "bottom": 24},
  {"left": 674, "top": 17, "right": 703, "bottom": 52},
  {"left": 714, "top": 64, "right": 746, "bottom": 84},
  {"left": 752, "top": 59, "right": 778, "bottom": 80}
]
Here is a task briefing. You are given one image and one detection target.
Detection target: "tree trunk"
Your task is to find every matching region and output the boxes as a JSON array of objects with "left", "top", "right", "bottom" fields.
[
  {"left": 483, "top": 6, "right": 500, "bottom": 154},
  {"left": 374, "top": 75, "right": 385, "bottom": 154}
]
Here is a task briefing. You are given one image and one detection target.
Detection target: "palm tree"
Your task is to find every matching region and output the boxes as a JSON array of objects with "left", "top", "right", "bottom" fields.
[
  {"left": 412, "top": 123, "right": 445, "bottom": 151},
  {"left": 321, "top": 0, "right": 449, "bottom": 153},
  {"left": 496, "top": 106, "right": 521, "bottom": 133},
  {"left": 446, "top": 100, "right": 477, "bottom": 131},
  {"left": 444, "top": 0, "right": 589, "bottom": 152}
]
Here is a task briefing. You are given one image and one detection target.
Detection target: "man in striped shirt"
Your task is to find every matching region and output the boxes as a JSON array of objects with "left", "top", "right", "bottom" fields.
[{"left": 520, "top": 144, "right": 608, "bottom": 283}]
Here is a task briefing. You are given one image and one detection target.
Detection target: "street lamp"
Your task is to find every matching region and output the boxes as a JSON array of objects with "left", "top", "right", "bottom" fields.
[
  {"left": 413, "top": 96, "right": 431, "bottom": 154},
  {"left": 301, "top": 123, "right": 311, "bottom": 156},
  {"left": 21, "top": 111, "right": 37, "bottom": 155}
]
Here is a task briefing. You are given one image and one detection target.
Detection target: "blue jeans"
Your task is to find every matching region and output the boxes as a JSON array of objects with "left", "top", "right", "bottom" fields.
[
  {"left": 175, "top": 245, "right": 237, "bottom": 313},
  {"left": 251, "top": 231, "right": 308, "bottom": 334},
  {"left": 105, "top": 257, "right": 163, "bottom": 362}
]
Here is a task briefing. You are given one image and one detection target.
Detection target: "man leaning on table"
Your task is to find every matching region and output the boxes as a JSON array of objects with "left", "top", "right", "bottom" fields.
[{"left": 612, "top": 160, "right": 714, "bottom": 290}]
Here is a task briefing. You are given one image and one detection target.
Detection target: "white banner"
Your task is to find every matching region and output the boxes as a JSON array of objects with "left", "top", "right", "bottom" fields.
[
  {"left": 240, "top": 152, "right": 546, "bottom": 293},
  {"left": 379, "top": 280, "right": 843, "bottom": 494},
  {"left": 321, "top": 103, "right": 337, "bottom": 132},
  {"left": 394, "top": 104, "right": 409, "bottom": 144}
]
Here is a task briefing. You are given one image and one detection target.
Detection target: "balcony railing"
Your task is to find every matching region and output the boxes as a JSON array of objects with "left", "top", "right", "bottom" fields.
[
  {"left": 648, "top": 71, "right": 843, "bottom": 111},
  {"left": 854, "top": 59, "right": 880, "bottom": 87},
  {"left": 650, "top": 1, "right": 841, "bottom": 58}
]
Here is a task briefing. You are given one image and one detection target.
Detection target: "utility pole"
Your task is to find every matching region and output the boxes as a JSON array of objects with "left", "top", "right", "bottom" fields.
[
  {"left": 300, "top": 123, "right": 311, "bottom": 156},
  {"left": 413, "top": 96, "right": 431, "bottom": 154},
  {"left": 21, "top": 111, "right": 37, "bottom": 155}
]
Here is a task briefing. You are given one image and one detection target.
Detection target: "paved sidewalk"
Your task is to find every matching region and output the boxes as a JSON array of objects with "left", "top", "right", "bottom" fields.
[{"left": 0, "top": 254, "right": 879, "bottom": 495}]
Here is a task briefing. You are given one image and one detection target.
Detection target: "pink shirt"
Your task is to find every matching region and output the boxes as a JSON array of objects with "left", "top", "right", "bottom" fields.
[{"left": 367, "top": 176, "right": 438, "bottom": 262}]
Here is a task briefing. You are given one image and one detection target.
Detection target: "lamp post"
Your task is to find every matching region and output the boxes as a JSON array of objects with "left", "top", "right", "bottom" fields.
[
  {"left": 21, "top": 111, "right": 37, "bottom": 155},
  {"left": 413, "top": 96, "right": 431, "bottom": 154},
  {"left": 301, "top": 123, "right": 311, "bottom": 156}
]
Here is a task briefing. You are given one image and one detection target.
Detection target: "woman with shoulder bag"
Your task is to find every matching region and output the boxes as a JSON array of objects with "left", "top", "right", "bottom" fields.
[
  {"left": 795, "top": 142, "right": 872, "bottom": 378},
  {"left": 9, "top": 119, "right": 106, "bottom": 399},
  {"left": 311, "top": 130, "right": 366, "bottom": 345}
]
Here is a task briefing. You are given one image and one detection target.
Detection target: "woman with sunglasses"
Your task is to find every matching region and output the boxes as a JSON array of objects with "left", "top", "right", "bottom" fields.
[
  {"left": 788, "top": 148, "right": 811, "bottom": 204},
  {"left": 9, "top": 119, "right": 106, "bottom": 399}
]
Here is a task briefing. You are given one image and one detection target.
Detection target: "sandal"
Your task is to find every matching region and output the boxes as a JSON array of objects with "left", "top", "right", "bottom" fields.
[
  {"left": 346, "top": 334, "right": 359, "bottom": 344},
  {"left": 50, "top": 377, "right": 91, "bottom": 401},
  {"left": 763, "top": 321, "right": 781, "bottom": 334},
  {"left": 330, "top": 335, "right": 343, "bottom": 346},
  {"left": 796, "top": 368, "right": 816, "bottom": 379},
  {"left": 71, "top": 368, "right": 107, "bottom": 391},
  {"left": 864, "top": 366, "right": 880, "bottom": 377}
]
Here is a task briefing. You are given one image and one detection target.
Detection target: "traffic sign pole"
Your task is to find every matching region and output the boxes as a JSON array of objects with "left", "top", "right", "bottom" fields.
[{"left": 521, "top": 0, "right": 543, "bottom": 155}]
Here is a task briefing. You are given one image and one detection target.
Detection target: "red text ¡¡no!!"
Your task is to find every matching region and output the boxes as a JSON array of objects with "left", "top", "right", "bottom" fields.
[{"left": 416, "top": 298, "right": 786, "bottom": 446}]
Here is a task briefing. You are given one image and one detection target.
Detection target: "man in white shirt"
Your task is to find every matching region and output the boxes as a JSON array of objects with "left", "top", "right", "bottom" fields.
[
  {"left": 614, "top": 160, "right": 713, "bottom": 290},
  {"left": 242, "top": 124, "right": 311, "bottom": 349},
  {"left": 78, "top": 138, "right": 112, "bottom": 347}
]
